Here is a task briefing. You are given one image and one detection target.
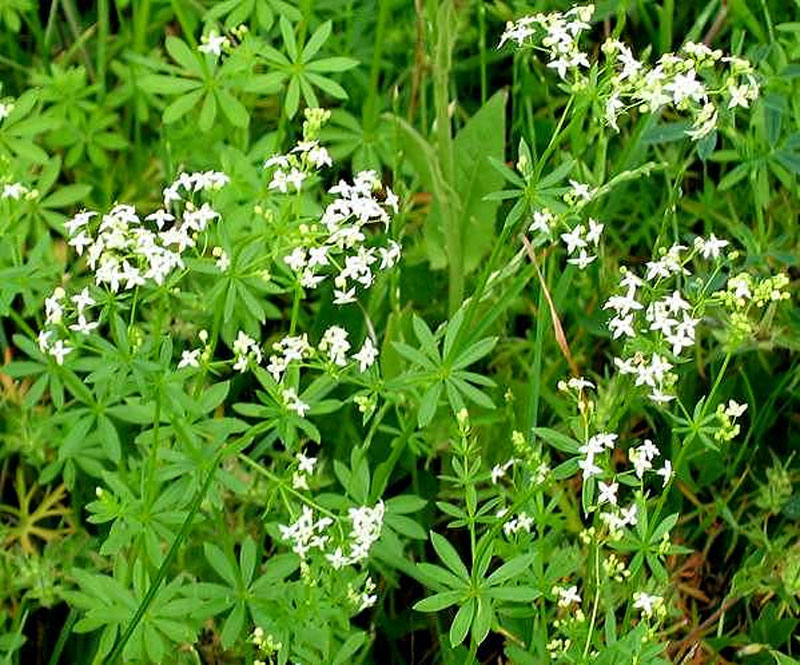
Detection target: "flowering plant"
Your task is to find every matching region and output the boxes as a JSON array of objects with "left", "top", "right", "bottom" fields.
[{"left": 0, "top": 2, "right": 798, "bottom": 665}]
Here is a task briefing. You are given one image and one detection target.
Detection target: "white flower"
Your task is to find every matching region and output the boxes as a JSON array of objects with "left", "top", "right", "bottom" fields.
[
  {"left": 326, "top": 547, "right": 349, "bottom": 569},
  {"left": 64, "top": 211, "right": 96, "bottom": 236},
  {"left": 49, "top": 340, "right": 72, "bottom": 365},
  {"left": 598, "top": 481, "right": 618, "bottom": 506},
  {"left": 68, "top": 229, "right": 92, "bottom": 255},
  {"left": 71, "top": 287, "right": 95, "bottom": 313},
  {"left": 292, "top": 471, "right": 309, "bottom": 490},
  {"left": 578, "top": 457, "right": 603, "bottom": 479},
  {"left": 665, "top": 69, "right": 706, "bottom": 104},
  {"left": 656, "top": 460, "right": 673, "bottom": 486},
  {"left": 567, "top": 249, "right": 596, "bottom": 269},
  {"left": 333, "top": 287, "right": 357, "bottom": 305},
  {"left": 620, "top": 503, "right": 637, "bottom": 526},
  {"left": 199, "top": 30, "right": 230, "bottom": 58},
  {"left": 609, "top": 314, "right": 636, "bottom": 339},
  {"left": 567, "top": 376, "right": 594, "bottom": 391},
  {"left": 586, "top": 218, "right": 604, "bottom": 245},
  {"left": 297, "top": 451, "right": 317, "bottom": 475},
  {"left": 283, "top": 388, "right": 310, "bottom": 418},
  {"left": 724, "top": 399, "right": 747, "bottom": 418},
  {"left": 633, "top": 591, "right": 663, "bottom": 618},
  {"left": 307, "top": 246, "right": 329, "bottom": 268},
  {"left": 37, "top": 330, "right": 52, "bottom": 352},
  {"left": 178, "top": 349, "right": 201, "bottom": 368},
  {"left": 352, "top": 338, "right": 378, "bottom": 371},
  {"left": 694, "top": 233, "right": 728, "bottom": 259},
  {"left": 284, "top": 248, "right": 307, "bottom": 272},
  {"left": 491, "top": 464, "right": 506, "bottom": 484},
  {"left": 568, "top": 179, "right": 594, "bottom": 202},
  {"left": 69, "top": 316, "right": 99, "bottom": 334},
  {"left": 529, "top": 209, "right": 554, "bottom": 235},
  {"left": 560, "top": 225, "right": 587, "bottom": 254},
  {"left": 727, "top": 84, "right": 750, "bottom": 109},
  {"left": 145, "top": 209, "right": 174, "bottom": 230},
  {"left": 556, "top": 585, "right": 581, "bottom": 607}
]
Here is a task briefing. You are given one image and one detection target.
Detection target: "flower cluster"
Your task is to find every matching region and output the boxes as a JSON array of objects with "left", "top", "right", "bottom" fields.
[
  {"left": 633, "top": 591, "right": 666, "bottom": 619},
  {"left": 1, "top": 181, "right": 35, "bottom": 201},
  {"left": 326, "top": 502, "right": 385, "bottom": 569},
  {"left": 282, "top": 170, "right": 401, "bottom": 303},
  {"left": 527, "top": 187, "right": 604, "bottom": 271},
  {"left": 604, "top": 243, "right": 700, "bottom": 403},
  {"left": 251, "top": 626, "right": 282, "bottom": 665},
  {"left": 501, "top": 3, "right": 759, "bottom": 141},
  {"left": 603, "top": 39, "right": 760, "bottom": 139},
  {"left": 499, "top": 5, "right": 593, "bottom": 80},
  {"left": 347, "top": 576, "right": 378, "bottom": 612},
  {"left": 232, "top": 330, "right": 263, "bottom": 373},
  {"left": 65, "top": 171, "right": 227, "bottom": 295},
  {"left": 264, "top": 109, "right": 402, "bottom": 304},
  {"left": 277, "top": 501, "right": 385, "bottom": 571},
  {"left": 38, "top": 286, "right": 100, "bottom": 364},
  {"left": 278, "top": 506, "right": 333, "bottom": 559}
]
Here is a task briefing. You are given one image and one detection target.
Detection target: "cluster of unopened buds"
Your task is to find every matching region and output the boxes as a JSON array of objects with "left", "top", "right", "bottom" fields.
[
  {"left": 501, "top": 4, "right": 759, "bottom": 141},
  {"left": 714, "top": 399, "right": 747, "bottom": 442},
  {"left": 251, "top": 626, "right": 282, "bottom": 665}
]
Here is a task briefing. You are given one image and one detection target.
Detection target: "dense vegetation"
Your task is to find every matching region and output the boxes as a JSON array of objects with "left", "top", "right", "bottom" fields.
[{"left": 0, "top": 1, "right": 798, "bottom": 664}]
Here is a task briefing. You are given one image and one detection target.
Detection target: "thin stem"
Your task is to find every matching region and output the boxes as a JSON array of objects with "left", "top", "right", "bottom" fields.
[{"left": 239, "top": 453, "right": 338, "bottom": 519}]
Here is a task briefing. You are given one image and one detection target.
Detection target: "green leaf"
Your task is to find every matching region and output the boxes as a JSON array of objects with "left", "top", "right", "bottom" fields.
[
  {"left": 163, "top": 89, "right": 204, "bottom": 123},
  {"left": 285, "top": 76, "right": 300, "bottom": 118},
  {"left": 138, "top": 74, "right": 202, "bottom": 95},
  {"left": 453, "top": 89, "right": 507, "bottom": 273},
  {"left": 449, "top": 598, "right": 475, "bottom": 647},
  {"left": 301, "top": 20, "right": 332, "bottom": 62},
  {"left": 198, "top": 92, "right": 217, "bottom": 132},
  {"left": 220, "top": 602, "right": 245, "bottom": 649},
  {"left": 471, "top": 596, "right": 492, "bottom": 645},
  {"left": 333, "top": 632, "right": 367, "bottom": 665},
  {"left": 204, "top": 543, "right": 237, "bottom": 588},
  {"left": 486, "top": 554, "right": 534, "bottom": 587},
  {"left": 279, "top": 16, "right": 298, "bottom": 61},
  {"left": 165, "top": 36, "right": 202, "bottom": 75},
  {"left": 533, "top": 427, "right": 581, "bottom": 454},
  {"left": 306, "top": 57, "right": 359, "bottom": 73},
  {"left": 484, "top": 586, "right": 540, "bottom": 602},
  {"left": 430, "top": 531, "right": 469, "bottom": 581},
  {"left": 216, "top": 88, "right": 249, "bottom": 127},
  {"left": 412, "top": 315, "right": 439, "bottom": 360},
  {"left": 418, "top": 382, "right": 442, "bottom": 428},
  {"left": 413, "top": 590, "right": 462, "bottom": 612}
]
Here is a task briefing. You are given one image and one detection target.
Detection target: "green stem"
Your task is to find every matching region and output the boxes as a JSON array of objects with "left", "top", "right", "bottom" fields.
[{"left": 239, "top": 453, "right": 337, "bottom": 519}]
